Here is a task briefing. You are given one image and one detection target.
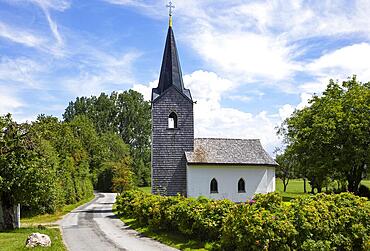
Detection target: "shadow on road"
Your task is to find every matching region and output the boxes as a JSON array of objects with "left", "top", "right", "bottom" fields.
[{"left": 70, "top": 209, "right": 113, "bottom": 214}]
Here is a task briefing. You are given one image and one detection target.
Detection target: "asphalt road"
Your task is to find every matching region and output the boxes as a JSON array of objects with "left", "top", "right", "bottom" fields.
[{"left": 60, "top": 193, "right": 178, "bottom": 251}]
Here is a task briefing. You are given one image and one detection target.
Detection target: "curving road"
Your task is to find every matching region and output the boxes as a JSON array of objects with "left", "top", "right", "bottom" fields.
[{"left": 60, "top": 193, "right": 178, "bottom": 251}]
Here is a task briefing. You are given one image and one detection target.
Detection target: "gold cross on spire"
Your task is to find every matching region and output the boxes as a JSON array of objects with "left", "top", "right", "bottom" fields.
[{"left": 166, "top": 1, "right": 175, "bottom": 27}]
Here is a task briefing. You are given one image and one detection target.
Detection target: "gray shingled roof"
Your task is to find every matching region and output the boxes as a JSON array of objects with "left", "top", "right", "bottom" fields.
[{"left": 185, "top": 138, "right": 277, "bottom": 166}]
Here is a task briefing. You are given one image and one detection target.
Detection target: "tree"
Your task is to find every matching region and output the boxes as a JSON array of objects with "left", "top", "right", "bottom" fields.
[
  {"left": 111, "top": 156, "right": 135, "bottom": 193},
  {"left": 31, "top": 115, "right": 94, "bottom": 204},
  {"left": 278, "top": 76, "right": 370, "bottom": 194},
  {"left": 63, "top": 90, "right": 151, "bottom": 186},
  {"left": 0, "top": 115, "right": 55, "bottom": 230},
  {"left": 95, "top": 132, "right": 131, "bottom": 191},
  {"left": 275, "top": 148, "right": 297, "bottom": 192}
]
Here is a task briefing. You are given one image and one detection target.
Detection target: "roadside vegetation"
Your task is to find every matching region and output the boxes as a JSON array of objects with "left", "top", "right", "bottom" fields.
[
  {"left": 116, "top": 190, "right": 370, "bottom": 250},
  {"left": 1, "top": 90, "right": 149, "bottom": 231},
  {"left": 21, "top": 194, "right": 95, "bottom": 226}
]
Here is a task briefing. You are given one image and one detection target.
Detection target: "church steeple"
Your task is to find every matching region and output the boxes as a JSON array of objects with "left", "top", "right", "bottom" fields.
[
  {"left": 151, "top": 2, "right": 194, "bottom": 197},
  {"left": 152, "top": 4, "right": 192, "bottom": 102}
]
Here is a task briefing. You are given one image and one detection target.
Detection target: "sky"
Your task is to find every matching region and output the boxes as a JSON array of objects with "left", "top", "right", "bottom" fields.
[{"left": 1, "top": 0, "right": 370, "bottom": 154}]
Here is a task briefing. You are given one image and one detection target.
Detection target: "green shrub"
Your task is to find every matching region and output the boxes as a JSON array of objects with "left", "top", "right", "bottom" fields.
[
  {"left": 290, "top": 193, "right": 370, "bottom": 250},
  {"left": 221, "top": 194, "right": 297, "bottom": 250},
  {"left": 115, "top": 191, "right": 370, "bottom": 250}
]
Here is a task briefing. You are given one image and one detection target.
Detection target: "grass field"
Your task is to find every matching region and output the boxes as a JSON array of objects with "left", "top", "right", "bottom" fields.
[{"left": 0, "top": 227, "right": 66, "bottom": 251}]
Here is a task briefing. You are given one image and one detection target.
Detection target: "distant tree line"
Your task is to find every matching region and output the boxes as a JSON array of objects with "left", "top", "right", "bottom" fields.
[{"left": 277, "top": 76, "right": 370, "bottom": 194}]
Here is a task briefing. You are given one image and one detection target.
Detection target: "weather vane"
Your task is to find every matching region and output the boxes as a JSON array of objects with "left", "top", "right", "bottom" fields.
[{"left": 166, "top": 1, "right": 175, "bottom": 17}]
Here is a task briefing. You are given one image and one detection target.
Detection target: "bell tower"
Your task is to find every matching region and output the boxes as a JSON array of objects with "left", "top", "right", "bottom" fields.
[{"left": 151, "top": 6, "right": 194, "bottom": 196}]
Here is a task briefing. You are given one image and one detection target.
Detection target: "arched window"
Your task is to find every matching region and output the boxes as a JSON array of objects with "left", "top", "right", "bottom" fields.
[
  {"left": 238, "top": 178, "right": 246, "bottom": 193},
  {"left": 168, "top": 112, "right": 178, "bottom": 129},
  {"left": 210, "top": 178, "right": 218, "bottom": 193}
]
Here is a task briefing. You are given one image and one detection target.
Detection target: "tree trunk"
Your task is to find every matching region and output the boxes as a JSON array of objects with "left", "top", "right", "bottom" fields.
[
  {"left": 0, "top": 193, "right": 17, "bottom": 230},
  {"left": 347, "top": 164, "right": 364, "bottom": 194},
  {"left": 317, "top": 186, "right": 322, "bottom": 193},
  {"left": 282, "top": 178, "right": 289, "bottom": 192},
  {"left": 337, "top": 180, "right": 340, "bottom": 191},
  {"left": 348, "top": 179, "right": 361, "bottom": 194},
  {"left": 310, "top": 176, "right": 315, "bottom": 194},
  {"left": 303, "top": 178, "right": 307, "bottom": 193}
]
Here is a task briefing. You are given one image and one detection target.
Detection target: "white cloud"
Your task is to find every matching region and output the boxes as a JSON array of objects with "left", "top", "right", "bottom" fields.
[
  {"left": 0, "top": 57, "right": 45, "bottom": 88},
  {"left": 189, "top": 30, "right": 299, "bottom": 82},
  {"left": 1, "top": 0, "right": 70, "bottom": 55},
  {"left": 184, "top": 70, "right": 233, "bottom": 104},
  {"left": 296, "top": 43, "right": 370, "bottom": 96},
  {"left": 65, "top": 51, "right": 140, "bottom": 96},
  {"left": 278, "top": 92, "right": 312, "bottom": 121},
  {"left": 104, "top": 0, "right": 370, "bottom": 91},
  {"left": 278, "top": 104, "right": 295, "bottom": 121},
  {"left": 0, "top": 89, "right": 23, "bottom": 116},
  {"left": 307, "top": 43, "right": 370, "bottom": 82},
  {"left": 184, "top": 71, "right": 280, "bottom": 149},
  {"left": 102, "top": 0, "right": 164, "bottom": 18},
  {"left": 29, "top": 0, "right": 69, "bottom": 49},
  {"left": 0, "top": 22, "right": 44, "bottom": 48},
  {"left": 228, "top": 95, "right": 252, "bottom": 103},
  {"left": 133, "top": 80, "right": 157, "bottom": 101},
  {"left": 29, "top": 0, "right": 71, "bottom": 11}
]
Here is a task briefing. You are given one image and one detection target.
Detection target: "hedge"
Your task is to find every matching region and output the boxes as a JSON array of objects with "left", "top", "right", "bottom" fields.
[{"left": 116, "top": 191, "right": 370, "bottom": 250}]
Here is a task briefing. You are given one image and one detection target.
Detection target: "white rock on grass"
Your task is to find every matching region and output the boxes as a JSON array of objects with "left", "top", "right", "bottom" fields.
[{"left": 25, "top": 233, "right": 51, "bottom": 248}]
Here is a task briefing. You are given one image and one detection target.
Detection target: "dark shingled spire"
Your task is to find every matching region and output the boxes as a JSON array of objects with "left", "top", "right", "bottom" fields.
[{"left": 152, "top": 26, "right": 192, "bottom": 102}]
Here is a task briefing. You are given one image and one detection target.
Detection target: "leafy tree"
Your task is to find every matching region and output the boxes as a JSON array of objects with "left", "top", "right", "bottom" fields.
[
  {"left": 279, "top": 76, "right": 370, "bottom": 193},
  {"left": 111, "top": 156, "right": 135, "bottom": 193},
  {"left": 32, "top": 115, "right": 93, "bottom": 204},
  {"left": 0, "top": 115, "right": 56, "bottom": 230},
  {"left": 63, "top": 90, "right": 151, "bottom": 186},
  {"left": 95, "top": 132, "right": 131, "bottom": 191},
  {"left": 275, "top": 148, "right": 297, "bottom": 192}
]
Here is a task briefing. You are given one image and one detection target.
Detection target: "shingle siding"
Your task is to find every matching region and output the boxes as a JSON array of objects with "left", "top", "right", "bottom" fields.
[{"left": 151, "top": 87, "right": 194, "bottom": 196}]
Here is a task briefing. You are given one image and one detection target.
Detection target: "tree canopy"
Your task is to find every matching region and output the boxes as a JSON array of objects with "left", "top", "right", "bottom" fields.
[
  {"left": 63, "top": 90, "right": 151, "bottom": 186},
  {"left": 0, "top": 113, "right": 132, "bottom": 230},
  {"left": 278, "top": 76, "right": 370, "bottom": 193}
]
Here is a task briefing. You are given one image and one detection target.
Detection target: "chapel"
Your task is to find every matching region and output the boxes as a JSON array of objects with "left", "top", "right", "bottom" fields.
[{"left": 151, "top": 11, "right": 277, "bottom": 202}]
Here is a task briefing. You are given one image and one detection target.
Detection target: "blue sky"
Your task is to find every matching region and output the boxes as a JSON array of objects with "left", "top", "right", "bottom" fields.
[{"left": 1, "top": 0, "right": 370, "bottom": 153}]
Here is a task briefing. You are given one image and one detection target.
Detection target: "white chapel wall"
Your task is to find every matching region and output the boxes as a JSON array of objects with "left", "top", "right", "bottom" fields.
[{"left": 187, "top": 165, "right": 275, "bottom": 202}]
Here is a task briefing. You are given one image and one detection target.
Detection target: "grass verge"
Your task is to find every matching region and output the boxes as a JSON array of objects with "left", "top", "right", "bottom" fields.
[
  {"left": 0, "top": 227, "right": 67, "bottom": 251},
  {"left": 1, "top": 195, "right": 95, "bottom": 250},
  {"left": 21, "top": 195, "right": 95, "bottom": 226},
  {"left": 113, "top": 205, "right": 213, "bottom": 251}
]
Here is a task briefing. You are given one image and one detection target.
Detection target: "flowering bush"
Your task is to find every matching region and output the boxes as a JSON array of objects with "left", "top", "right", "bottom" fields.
[{"left": 116, "top": 191, "right": 370, "bottom": 250}]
